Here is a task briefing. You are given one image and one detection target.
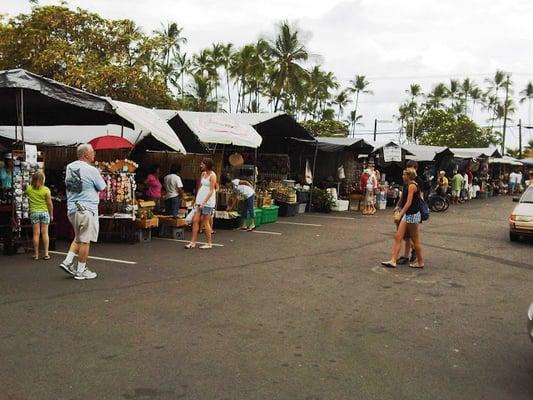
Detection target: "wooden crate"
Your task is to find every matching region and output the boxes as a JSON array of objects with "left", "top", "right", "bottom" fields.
[{"left": 135, "top": 217, "right": 159, "bottom": 229}]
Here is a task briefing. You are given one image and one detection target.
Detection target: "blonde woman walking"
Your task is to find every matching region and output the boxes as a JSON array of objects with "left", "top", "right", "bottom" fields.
[
  {"left": 381, "top": 168, "right": 425, "bottom": 269},
  {"left": 25, "top": 171, "right": 53, "bottom": 260}
]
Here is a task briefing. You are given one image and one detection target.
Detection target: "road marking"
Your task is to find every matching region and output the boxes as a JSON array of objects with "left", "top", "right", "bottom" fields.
[
  {"left": 252, "top": 230, "right": 282, "bottom": 235},
  {"left": 310, "top": 215, "right": 355, "bottom": 221},
  {"left": 276, "top": 221, "right": 322, "bottom": 227},
  {"left": 49, "top": 251, "right": 137, "bottom": 265},
  {"left": 153, "top": 237, "right": 225, "bottom": 247}
]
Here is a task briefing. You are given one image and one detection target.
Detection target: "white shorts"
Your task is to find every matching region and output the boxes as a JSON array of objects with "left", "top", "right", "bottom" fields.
[{"left": 68, "top": 211, "right": 99, "bottom": 243}]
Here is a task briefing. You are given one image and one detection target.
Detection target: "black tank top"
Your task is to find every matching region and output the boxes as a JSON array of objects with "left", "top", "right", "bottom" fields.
[{"left": 400, "top": 182, "right": 421, "bottom": 215}]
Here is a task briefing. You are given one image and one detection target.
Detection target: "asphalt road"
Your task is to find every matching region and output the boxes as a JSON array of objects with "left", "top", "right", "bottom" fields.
[{"left": 1, "top": 196, "right": 532, "bottom": 400}]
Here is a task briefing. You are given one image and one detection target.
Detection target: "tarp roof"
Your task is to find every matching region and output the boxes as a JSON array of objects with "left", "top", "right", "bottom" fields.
[
  {"left": 312, "top": 137, "right": 373, "bottom": 152},
  {"left": 159, "top": 110, "right": 263, "bottom": 148},
  {"left": 450, "top": 147, "right": 501, "bottom": 158},
  {"left": 0, "top": 69, "right": 126, "bottom": 126},
  {"left": 404, "top": 144, "right": 451, "bottom": 161},
  {"left": 0, "top": 69, "right": 186, "bottom": 153},
  {"left": 488, "top": 156, "right": 524, "bottom": 166},
  {"left": 520, "top": 158, "right": 533, "bottom": 167}
]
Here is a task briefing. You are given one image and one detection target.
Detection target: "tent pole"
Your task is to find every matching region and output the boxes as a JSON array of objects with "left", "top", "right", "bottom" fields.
[
  {"left": 309, "top": 140, "right": 319, "bottom": 211},
  {"left": 120, "top": 119, "right": 124, "bottom": 138},
  {"left": 254, "top": 147, "right": 258, "bottom": 183},
  {"left": 20, "top": 88, "right": 25, "bottom": 145}
]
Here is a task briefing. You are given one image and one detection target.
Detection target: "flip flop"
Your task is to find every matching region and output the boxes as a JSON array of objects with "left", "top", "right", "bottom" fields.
[
  {"left": 199, "top": 244, "right": 212, "bottom": 250},
  {"left": 43, "top": 255, "right": 51, "bottom": 260},
  {"left": 240, "top": 227, "right": 248, "bottom": 231},
  {"left": 409, "top": 263, "right": 424, "bottom": 269},
  {"left": 184, "top": 242, "right": 196, "bottom": 249},
  {"left": 247, "top": 226, "right": 256, "bottom": 232},
  {"left": 381, "top": 261, "right": 397, "bottom": 268},
  {"left": 32, "top": 256, "right": 39, "bottom": 260}
]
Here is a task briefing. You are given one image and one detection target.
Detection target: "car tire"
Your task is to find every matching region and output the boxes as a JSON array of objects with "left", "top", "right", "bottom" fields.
[{"left": 509, "top": 232, "right": 519, "bottom": 242}]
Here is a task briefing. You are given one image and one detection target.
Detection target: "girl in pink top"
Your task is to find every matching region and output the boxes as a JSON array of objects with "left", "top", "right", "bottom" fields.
[{"left": 144, "top": 164, "right": 162, "bottom": 210}]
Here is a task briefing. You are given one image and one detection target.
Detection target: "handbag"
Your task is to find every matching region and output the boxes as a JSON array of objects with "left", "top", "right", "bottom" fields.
[
  {"left": 420, "top": 197, "right": 430, "bottom": 221},
  {"left": 393, "top": 210, "right": 401, "bottom": 224}
]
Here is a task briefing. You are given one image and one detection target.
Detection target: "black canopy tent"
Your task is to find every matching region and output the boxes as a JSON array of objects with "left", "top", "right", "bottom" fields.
[{"left": 0, "top": 69, "right": 131, "bottom": 132}]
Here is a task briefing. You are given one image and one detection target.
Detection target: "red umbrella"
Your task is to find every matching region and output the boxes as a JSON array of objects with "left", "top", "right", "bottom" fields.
[{"left": 88, "top": 135, "right": 134, "bottom": 150}]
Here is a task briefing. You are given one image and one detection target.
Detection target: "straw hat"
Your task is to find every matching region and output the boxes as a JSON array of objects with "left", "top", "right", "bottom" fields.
[{"left": 229, "top": 152, "right": 244, "bottom": 167}]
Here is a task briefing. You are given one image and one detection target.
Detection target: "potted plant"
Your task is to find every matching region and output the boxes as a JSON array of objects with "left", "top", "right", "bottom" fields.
[{"left": 311, "top": 188, "right": 336, "bottom": 213}]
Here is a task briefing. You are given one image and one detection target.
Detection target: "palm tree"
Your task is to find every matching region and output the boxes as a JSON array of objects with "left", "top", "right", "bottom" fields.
[
  {"left": 266, "top": 21, "right": 309, "bottom": 111},
  {"left": 188, "top": 73, "right": 213, "bottom": 111},
  {"left": 405, "top": 84, "right": 423, "bottom": 141},
  {"left": 220, "top": 43, "right": 235, "bottom": 112},
  {"left": 345, "top": 111, "right": 364, "bottom": 135},
  {"left": 447, "top": 79, "right": 460, "bottom": 105},
  {"left": 155, "top": 22, "right": 187, "bottom": 69},
  {"left": 172, "top": 52, "right": 191, "bottom": 100},
  {"left": 469, "top": 87, "right": 483, "bottom": 119},
  {"left": 208, "top": 43, "right": 224, "bottom": 108},
  {"left": 347, "top": 75, "right": 373, "bottom": 135},
  {"left": 486, "top": 69, "right": 507, "bottom": 130},
  {"left": 306, "top": 66, "right": 338, "bottom": 118},
  {"left": 425, "top": 83, "right": 448, "bottom": 110},
  {"left": 459, "top": 78, "right": 477, "bottom": 115},
  {"left": 519, "top": 82, "right": 533, "bottom": 127},
  {"left": 333, "top": 90, "right": 352, "bottom": 120}
]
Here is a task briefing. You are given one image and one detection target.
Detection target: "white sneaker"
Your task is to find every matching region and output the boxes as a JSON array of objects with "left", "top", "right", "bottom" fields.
[
  {"left": 58, "top": 261, "right": 76, "bottom": 276},
  {"left": 74, "top": 268, "right": 97, "bottom": 280}
]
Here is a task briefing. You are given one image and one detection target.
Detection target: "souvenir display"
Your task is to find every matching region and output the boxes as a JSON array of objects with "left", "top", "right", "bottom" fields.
[{"left": 98, "top": 172, "right": 137, "bottom": 218}]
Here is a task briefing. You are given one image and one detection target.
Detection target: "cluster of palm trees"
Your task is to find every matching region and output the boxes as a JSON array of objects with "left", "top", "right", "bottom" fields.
[
  {"left": 153, "top": 21, "right": 374, "bottom": 134},
  {"left": 398, "top": 71, "right": 533, "bottom": 151}
]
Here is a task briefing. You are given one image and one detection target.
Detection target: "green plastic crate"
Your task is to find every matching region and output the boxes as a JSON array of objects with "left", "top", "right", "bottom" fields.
[
  {"left": 245, "top": 208, "right": 263, "bottom": 227},
  {"left": 261, "top": 205, "right": 279, "bottom": 224}
]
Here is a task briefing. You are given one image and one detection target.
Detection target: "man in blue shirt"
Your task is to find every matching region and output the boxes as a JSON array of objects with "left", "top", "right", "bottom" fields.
[{"left": 59, "top": 144, "right": 105, "bottom": 280}]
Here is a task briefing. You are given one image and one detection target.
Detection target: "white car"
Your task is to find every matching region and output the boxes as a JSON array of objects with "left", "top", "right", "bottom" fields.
[{"left": 509, "top": 185, "right": 533, "bottom": 241}]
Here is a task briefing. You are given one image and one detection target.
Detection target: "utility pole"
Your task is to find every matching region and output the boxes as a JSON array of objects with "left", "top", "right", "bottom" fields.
[
  {"left": 373, "top": 118, "right": 378, "bottom": 141},
  {"left": 518, "top": 119, "right": 522, "bottom": 159},
  {"left": 501, "top": 74, "right": 511, "bottom": 155}
]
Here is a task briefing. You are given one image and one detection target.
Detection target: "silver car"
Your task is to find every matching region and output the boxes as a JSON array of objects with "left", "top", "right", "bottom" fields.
[
  {"left": 509, "top": 185, "right": 533, "bottom": 241},
  {"left": 527, "top": 303, "right": 533, "bottom": 342}
]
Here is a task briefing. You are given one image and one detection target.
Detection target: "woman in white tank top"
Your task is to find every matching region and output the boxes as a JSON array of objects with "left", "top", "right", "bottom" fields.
[{"left": 186, "top": 158, "right": 217, "bottom": 249}]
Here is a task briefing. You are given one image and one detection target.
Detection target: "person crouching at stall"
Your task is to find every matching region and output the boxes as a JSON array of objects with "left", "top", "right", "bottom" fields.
[
  {"left": 26, "top": 171, "right": 53, "bottom": 260},
  {"left": 185, "top": 158, "right": 217, "bottom": 250},
  {"left": 228, "top": 177, "right": 256, "bottom": 231},
  {"left": 381, "top": 168, "right": 425, "bottom": 269}
]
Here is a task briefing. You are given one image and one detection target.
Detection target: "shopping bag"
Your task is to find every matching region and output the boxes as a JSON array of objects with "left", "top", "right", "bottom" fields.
[{"left": 185, "top": 208, "right": 196, "bottom": 225}]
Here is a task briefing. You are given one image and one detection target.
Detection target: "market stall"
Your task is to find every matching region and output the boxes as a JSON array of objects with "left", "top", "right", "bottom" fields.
[{"left": 0, "top": 68, "right": 186, "bottom": 254}]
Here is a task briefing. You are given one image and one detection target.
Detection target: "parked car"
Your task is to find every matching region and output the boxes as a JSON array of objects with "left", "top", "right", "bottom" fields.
[
  {"left": 527, "top": 303, "right": 533, "bottom": 342},
  {"left": 509, "top": 186, "right": 533, "bottom": 241}
]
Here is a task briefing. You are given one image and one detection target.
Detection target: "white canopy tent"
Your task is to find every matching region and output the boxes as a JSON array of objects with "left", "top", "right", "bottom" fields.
[
  {"left": 0, "top": 100, "right": 187, "bottom": 153},
  {"left": 158, "top": 110, "right": 264, "bottom": 148}
]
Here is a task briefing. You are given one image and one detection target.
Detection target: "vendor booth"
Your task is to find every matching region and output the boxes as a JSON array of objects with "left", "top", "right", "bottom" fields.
[{"left": 0, "top": 69, "right": 186, "bottom": 254}]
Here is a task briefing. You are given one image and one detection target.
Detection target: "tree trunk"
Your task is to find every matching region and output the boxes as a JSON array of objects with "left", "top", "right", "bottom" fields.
[{"left": 226, "top": 71, "right": 232, "bottom": 113}]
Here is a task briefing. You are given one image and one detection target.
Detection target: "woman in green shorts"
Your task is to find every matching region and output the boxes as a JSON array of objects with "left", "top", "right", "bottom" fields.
[{"left": 26, "top": 171, "right": 54, "bottom": 260}]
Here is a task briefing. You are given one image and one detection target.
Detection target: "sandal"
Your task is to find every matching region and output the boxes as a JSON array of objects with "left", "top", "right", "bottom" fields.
[
  {"left": 240, "top": 227, "right": 248, "bottom": 231},
  {"left": 43, "top": 255, "right": 51, "bottom": 260},
  {"left": 381, "top": 261, "right": 397, "bottom": 268},
  {"left": 247, "top": 226, "right": 256, "bottom": 232},
  {"left": 409, "top": 263, "right": 424, "bottom": 269},
  {"left": 184, "top": 242, "right": 196, "bottom": 249},
  {"left": 199, "top": 244, "right": 212, "bottom": 250},
  {"left": 32, "top": 255, "right": 39, "bottom": 260}
]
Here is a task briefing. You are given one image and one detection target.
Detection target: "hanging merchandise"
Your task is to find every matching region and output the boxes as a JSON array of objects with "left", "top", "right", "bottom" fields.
[
  {"left": 337, "top": 165, "right": 346, "bottom": 180},
  {"left": 229, "top": 152, "right": 244, "bottom": 168},
  {"left": 305, "top": 159, "right": 313, "bottom": 185},
  {"left": 96, "top": 160, "right": 138, "bottom": 219}
]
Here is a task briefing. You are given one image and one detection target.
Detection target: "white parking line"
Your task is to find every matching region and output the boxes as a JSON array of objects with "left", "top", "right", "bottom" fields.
[
  {"left": 276, "top": 221, "right": 322, "bottom": 227},
  {"left": 49, "top": 251, "right": 137, "bottom": 265},
  {"left": 252, "top": 230, "right": 282, "bottom": 235},
  {"left": 153, "top": 237, "right": 225, "bottom": 247}
]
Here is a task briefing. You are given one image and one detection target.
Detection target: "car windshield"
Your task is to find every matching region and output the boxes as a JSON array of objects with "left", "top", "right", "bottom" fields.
[{"left": 520, "top": 188, "right": 533, "bottom": 203}]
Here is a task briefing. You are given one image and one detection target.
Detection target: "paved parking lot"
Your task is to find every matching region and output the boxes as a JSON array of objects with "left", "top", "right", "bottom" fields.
[{"left": 1, "top": 196, "right": 532, "bottom": 400}]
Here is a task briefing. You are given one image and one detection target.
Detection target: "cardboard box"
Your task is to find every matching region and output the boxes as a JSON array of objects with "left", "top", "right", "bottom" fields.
[{"left": 135, "top": 217, "right": 159, "bottom": 229}]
